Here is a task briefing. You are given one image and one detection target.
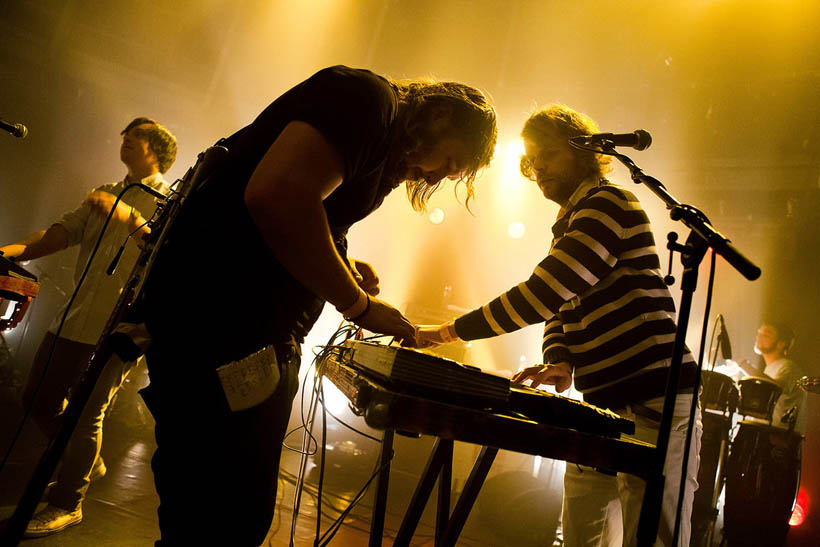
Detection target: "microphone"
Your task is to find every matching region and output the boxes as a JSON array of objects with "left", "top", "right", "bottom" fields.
[
  {"left": 570, "top": 129, "right": 651, "bottom": 151},
  {"left": 718, "top": 316, "right": 733, "bottom": 360},
  {"left": 0, "top": 118, "right": 28, "bottom": 138}
]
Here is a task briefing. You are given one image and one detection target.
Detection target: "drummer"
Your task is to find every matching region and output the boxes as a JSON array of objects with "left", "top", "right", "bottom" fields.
[{"left": 738, "top": 322, "right": 807, "bottom": 432}]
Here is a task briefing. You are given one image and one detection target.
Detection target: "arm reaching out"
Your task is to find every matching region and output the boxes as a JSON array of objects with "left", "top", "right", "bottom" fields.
[
  {"left": 0, "top": 225, "right": 70, "bottom": 261},
  {"left": 244, "top": 121, "right": 415, "bottom": 344}
]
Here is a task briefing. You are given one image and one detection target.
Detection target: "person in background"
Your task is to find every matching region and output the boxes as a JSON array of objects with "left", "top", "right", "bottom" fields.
[
  {"left": 0, "top": 117, "right": 177, "bottom": 537},
  {"left": 738, "top": 322, "right": 806, "bottom": 432}
]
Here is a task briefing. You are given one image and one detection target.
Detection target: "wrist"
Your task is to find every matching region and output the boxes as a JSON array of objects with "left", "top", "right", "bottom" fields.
[
  {"left": 545, "top": 346, "right": 571, "bottom": 366},
  {"left": 337, "top": 287, "right": 369, "bottom": 320},
  {"left": 439, "top": 321, "right": 460, "bottom": 343}
]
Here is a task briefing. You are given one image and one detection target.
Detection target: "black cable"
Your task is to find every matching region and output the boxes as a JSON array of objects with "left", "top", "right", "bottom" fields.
[
  {"left": 314, "top": 382, "right": 328, "bottom": 546},
  {"left": 323, "top": 401, "right": 382, "bottom": 443},
  {"left": 316, "top": 448, "right": 395, "bottom": 547},
  {"left": 287, "top": 322, "right": 359, "bottom": 545},
  {"left": 0, "top": 182, "right": 166, "bottom": 474},
  {"left": 106, "top": 204, "right": 161, "bottom": 276},
  {"left": 310, "top": 325, "right": 403, "bottom": 546},
  {"left": 279, "top": 461, "right": 443, "bottom": 543},
  {"left": 282, "top": 364, "right": 320, "bottom": 456},
  {"left": 282, "top": 325, "right": 358, "bottom": 455}
]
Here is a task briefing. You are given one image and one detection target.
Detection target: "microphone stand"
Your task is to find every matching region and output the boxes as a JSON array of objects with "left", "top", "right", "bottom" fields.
[
  {"left": 0, "top": 144, "right": 227, "bottom": 546},
  {"left": 570, "top": 141, "right": 760, "bottom": 546}
]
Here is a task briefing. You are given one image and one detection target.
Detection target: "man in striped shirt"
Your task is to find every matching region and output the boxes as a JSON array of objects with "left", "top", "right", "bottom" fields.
[{"left": 418, "top": 104, "right": 701, "bottom": 546}]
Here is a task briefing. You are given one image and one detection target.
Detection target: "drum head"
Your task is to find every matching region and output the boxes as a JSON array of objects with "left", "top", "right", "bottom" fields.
[{"left": 737, "top": 375, "right": 783, "bottom": 420}]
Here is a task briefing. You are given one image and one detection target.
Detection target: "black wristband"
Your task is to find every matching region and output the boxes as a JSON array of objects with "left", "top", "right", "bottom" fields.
[{"left": 348, "top": 294, "right": 371, "bottom": 322}]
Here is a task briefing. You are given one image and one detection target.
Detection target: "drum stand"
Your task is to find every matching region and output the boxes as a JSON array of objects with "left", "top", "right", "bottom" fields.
[{"left": 570, "top": 140, "right": 762, "bottom": 546}]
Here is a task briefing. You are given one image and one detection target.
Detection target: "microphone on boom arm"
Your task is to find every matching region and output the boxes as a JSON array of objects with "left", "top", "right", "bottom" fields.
[
  {"left": 569, "top": 129, "right": 652, "bottom": 151},
  {"left": 0, "top": 118, "right": 28, "bottom": 138}
]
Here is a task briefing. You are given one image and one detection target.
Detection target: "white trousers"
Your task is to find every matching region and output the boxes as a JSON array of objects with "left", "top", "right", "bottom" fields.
[{"left": 561, "top": 395, "right": 702, "bottom": 547}]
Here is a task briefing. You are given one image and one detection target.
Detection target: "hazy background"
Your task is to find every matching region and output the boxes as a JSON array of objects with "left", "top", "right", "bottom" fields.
[{"left": 1, "top": 0, "right": 818, "bottom": 543}]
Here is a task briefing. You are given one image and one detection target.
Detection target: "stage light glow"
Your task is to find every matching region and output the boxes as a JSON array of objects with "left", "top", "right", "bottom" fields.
[
  {"left": 789, "top": 502, "right": 805, "bottom": 526},
  {"left": 508, "top": 221, "right": 526, "bottom": 239},
  {"left": 428, "top": 207, "right": 445, "bottom": 224},
  {"left": 501, "top": 140, "right": 526, "bottom": 183},
  {"left": 321, "top": 380, "right": 352, "bottom": 417},
  {"left": 790, "top": 488, "right": 808, "bottom": 526}
]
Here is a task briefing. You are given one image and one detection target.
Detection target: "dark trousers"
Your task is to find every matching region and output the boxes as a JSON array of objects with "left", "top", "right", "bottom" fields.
[
  {"left": 22, "top": 331, "right": 137, "bottom": 511},
  {"left": 142, "top": 343, "right": 300, "bottom": 547}
]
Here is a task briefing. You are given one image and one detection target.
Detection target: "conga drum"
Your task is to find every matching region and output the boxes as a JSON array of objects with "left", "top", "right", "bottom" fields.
[
  {"left": 701, "top": 370, "right": 739, "bottom": 413},
  {"left": 724, "top": 421, "right": 802, "bottom": 546},
  {"left": 737, "top": 376, "right": 782, "bottom": 421}
]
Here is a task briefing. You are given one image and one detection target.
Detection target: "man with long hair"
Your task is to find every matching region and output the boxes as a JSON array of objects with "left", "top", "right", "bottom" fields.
[
  {"left": 419, "top": 104, "right": 701, "bottom": 546},
  {"left": 137, "top": 66, "right": 496, "bottom": 546},
  {"left": 1, "top": 117, "right": 177, "bottom": 537}
]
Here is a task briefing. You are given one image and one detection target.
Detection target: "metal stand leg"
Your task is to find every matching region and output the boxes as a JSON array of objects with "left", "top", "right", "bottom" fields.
[
  {"left": 435, "top": 441, "right": 453, "bottom": 546},
  {"left": 440, "top": 446, "right": 499, "bottom": 546},
  {"left": 370, "top": 429, "right": 394, "bottom": 547},
  {"left": 704, "top": 436, "right": 729, "bottom": 546},
  {"left": 395, "top": 438, "right": 453, "bottom": 546}
]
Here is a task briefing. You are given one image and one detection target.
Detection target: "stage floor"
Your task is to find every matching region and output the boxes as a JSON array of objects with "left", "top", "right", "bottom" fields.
[{"left": 0, "top": 384, "right": 538, "bottom": 546}]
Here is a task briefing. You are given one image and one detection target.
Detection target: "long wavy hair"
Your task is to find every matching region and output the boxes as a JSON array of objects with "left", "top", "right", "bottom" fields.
[
  {"left": 388, "top": 78, "right": 497, "bottom": 211},
  {"left": 519, "top": 104, "right": 611, "bottom": 183}
]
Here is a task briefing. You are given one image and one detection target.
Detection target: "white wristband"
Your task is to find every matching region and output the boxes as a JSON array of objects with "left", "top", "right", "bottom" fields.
[
  {"left": 337, "top": 288, "right": 368, "bottom": 320},
  {"left": 439, "top": 322, "right": 459, "bottom": 343}
]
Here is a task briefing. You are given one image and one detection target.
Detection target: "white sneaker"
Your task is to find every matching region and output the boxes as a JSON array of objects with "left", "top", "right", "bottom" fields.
[{"left": 24, "top": 504, "right": 82, "bottom": 537}]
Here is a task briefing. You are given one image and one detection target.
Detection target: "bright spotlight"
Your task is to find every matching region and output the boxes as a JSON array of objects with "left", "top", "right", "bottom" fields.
[
  {"left": 321, "top": 380, "right": 351, "bottom": 416},
  {"left": 508, "top": 221, "right": 526, "bottom": 239},
  {"left": 504, "top": 140, "right": 526, "bottom": 181},
  {"left": 505, "top": 140, "right": 525, "bottom": 162},
  {"left": 428, "top": 207, "right": 445, "bottom": 225}
]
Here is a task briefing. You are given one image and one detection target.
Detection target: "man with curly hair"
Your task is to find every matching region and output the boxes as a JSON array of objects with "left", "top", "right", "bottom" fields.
[
  {"left": 137, "top": 66, "right": 496, "bottom": 546},
  {"left": 419, "top": 104, "right": 701, "bottom": 546},
  {"left": 1, "top": 117, "right": 177, "bottom": 537}
]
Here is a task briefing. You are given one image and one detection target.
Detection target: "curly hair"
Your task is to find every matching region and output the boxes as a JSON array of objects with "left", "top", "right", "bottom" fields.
[
  {"left": 389, "top": 78, "right": 497, "bottom": 211},
  {"left": 519, "top": 104, "right": 611, "bottom": 182},
  {"left": 122, "top": 117, "right": 178, "bottom": 174}
]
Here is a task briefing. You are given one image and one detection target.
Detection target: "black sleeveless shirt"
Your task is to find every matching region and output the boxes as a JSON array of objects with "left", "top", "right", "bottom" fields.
[{"left": 143, "top": 66, "right": 400, "bottom": 371}]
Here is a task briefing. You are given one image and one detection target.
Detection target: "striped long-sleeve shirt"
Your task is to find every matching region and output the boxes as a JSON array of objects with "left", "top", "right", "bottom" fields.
[{"left": 454, "top": 179, "right": 696, "bottom": 410}]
